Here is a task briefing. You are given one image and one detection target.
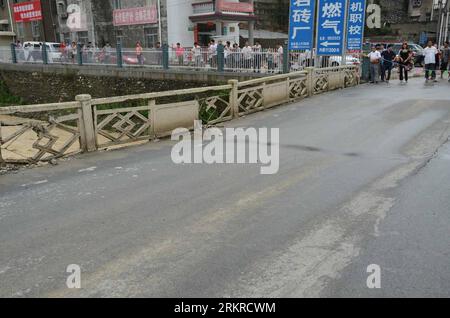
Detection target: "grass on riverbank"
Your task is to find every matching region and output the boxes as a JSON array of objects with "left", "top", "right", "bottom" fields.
[{"left": 0, "top": 81, "right": 23, "bottom": 107}]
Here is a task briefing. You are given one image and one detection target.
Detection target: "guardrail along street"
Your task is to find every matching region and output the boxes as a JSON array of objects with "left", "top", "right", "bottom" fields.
[
  {"left": 2, "top": 44, "right": 361, "bottom": 74},
  {"left": 0, "top": 66, "right": 359, "bottom": 164}
]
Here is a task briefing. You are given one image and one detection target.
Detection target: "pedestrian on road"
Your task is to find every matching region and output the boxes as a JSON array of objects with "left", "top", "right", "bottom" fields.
[
  {"left": 440, "top": 41, "right": 450, "bottom": 80},
  {"left": 424, "top": 41, "right": 438, "bottom": 83},
  {"left": 435, "top": 44, "right": 441, "bottom": 78},
  {"left": 397, "top": 42, "right": 412, "bottom": 84},
  {"left": 86, "top": 42, "right": 94, "bottom": 63},
  {"left": 175, "top": 43, "right": 184, "bottom": 66},
  {"left": 368, "top": 46, "right": 381, "bottom": 83},
  {"left": 208, "top": 40, "right": 217, "bottom": 68},
  {"left": 242, "top": 42, "right": 253, "bottom": 70},
  {"left": 224, "top": 41, "right": 231, "bottom": 69},
  {"left": 103, "top": 42, "right": 112, "bottom": 64},
  {"left": 231, "top": 43, "right": 241, "bottom": 71},
  {"left": 378, "top": 45, "right": 385, "bottom": 82},
  {"left": 70, "top": 41, "right": 77, "bottom": 63},
  {"left": 136, "top": 41, "right": 144, "bottom": 65},
  {"left": 191, "top": 42, "right": 202, "bottom": 69},
  {"left": 59, "top": 42, "right": 67, "bottom": 62},
  {"left": 155, "top": 42, "right": 162, "bottom": 66},
  {"left": 15, "top": 40, "right": 24, "bottom": 61},
  {"left": 381, "top": 45, "right": 396, "bottom": 83},
  {"left": 253, "top": 42, "right": 262, "bottom": 73},
  {"left": 277, "top": 44, "right": 284, "bottom": 74}
]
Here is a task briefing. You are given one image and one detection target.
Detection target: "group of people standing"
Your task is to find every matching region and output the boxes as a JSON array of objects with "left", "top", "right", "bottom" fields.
[
  {"left": 422, "top": 41, "right": 450, "bottom": 83},
  {"left": 367, "top": 41, "right": 450, "bottom": 84},
  {"left": 184, "top": 40, "right": 284, "bottom": 73}
]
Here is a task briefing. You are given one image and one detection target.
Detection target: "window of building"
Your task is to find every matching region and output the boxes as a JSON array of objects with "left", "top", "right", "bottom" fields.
[
  {"left": 64, "top": 33, "right": 71, "bottom": 43},
  {"left": 16, "top": 23, "right": 24, "bottom": 40},
  {"left": 114, "top": 0, "right": 122, "bottom": 9},
  {"left": 144, "top": 27, "right": 159, "bottom": 48},
  {"left": 115, "top": 29, "right": 124, "bottom": 45},
  {"left": 31, "top": 21, "right": 41, "bottom": 40},
  {"left": 0, "top": 23, "right": 8, "bottom": 32},
  {"left": 77, "top": 31, "right": 89, "bottom": 44}
]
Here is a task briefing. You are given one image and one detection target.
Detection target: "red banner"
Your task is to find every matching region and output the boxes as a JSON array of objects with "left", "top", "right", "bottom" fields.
[
  {"left": 218, "top": 0, "right": 253, "bottom": 13},
  {"left": 113, "top": 6, "right": 158, "bottom": 26},
  {"left": 13, "top": 0, "right": 42, "bottom": 23}
]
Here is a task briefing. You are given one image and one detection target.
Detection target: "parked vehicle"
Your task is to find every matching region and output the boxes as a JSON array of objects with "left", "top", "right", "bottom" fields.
[
  {"left": 389, "top": 43, "right": 424, "bottom": 66},
  {"left": 329, "top": 54, "right": 361, "bottom": 67},
  {"left": 290, "top": 51, "right": 360, "bottom": 69},
  {"left": 95, "top": 51, "right": 140, "bottom": 65},
  {"left": 22, "top": 42, "right": 62, "bottom": 63}
]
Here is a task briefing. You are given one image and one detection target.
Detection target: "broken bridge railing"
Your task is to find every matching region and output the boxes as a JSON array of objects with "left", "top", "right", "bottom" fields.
[{"left": 0, "top": 65, "right": 359, "bottom": 165}]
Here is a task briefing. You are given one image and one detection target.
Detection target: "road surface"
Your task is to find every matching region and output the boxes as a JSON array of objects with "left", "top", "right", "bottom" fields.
[{"left": 1, "top": 78, "right": 449, "bottom": 297}]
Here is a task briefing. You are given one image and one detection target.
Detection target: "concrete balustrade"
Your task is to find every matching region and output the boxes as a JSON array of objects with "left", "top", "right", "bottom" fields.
[{"left": 0, "top": 65, "right": 359, "bottom": 164}]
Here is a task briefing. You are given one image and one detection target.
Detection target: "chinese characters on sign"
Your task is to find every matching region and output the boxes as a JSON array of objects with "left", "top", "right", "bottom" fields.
[
  {"left": 113, "top": 6, "right": 158, "bottom": 26},
  {"left": 13, "top": 0, "right": 42, "bottom": 23},
  {"left": 346, "top": 0, "right": 366, "bottom": 52},
  {"left": 288, "top": 0, "right": 316, "bottom": 50},
  {"left": 217, "top": 0, "right": 254, "bottom": 13},
  {"left": 317, "top": 0, "right": 346, "bottom": 55}
]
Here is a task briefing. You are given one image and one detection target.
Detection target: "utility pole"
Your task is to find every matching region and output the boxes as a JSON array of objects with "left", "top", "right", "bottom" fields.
[
  {"left": 6, "top": 0, "right": 15, "bottom": 41},
  {"left": 157, "top": 0, "right": 162, "bottom": 44},
  {"left": 435, "top": 0, "right": 450, "bottom": 46},
  {"left": 342, "top": 0, "right": 349, "bottom": 66},
  {"left": 437, "top": 0, "right": 443, "bottom": 46},
  {"left": 444, "top": 0, "right": 450, "bottom": 43}
]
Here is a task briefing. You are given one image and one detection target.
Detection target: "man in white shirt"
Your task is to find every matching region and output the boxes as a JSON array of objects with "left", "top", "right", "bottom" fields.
[
  {"left": 277, "top": 44, "right": 283, "bottom": 73},
  {"left": 208, "top": 40, "right": 217, "bottom": 67},
  {"left": 367, "top": 46, "right": 381, "bottom": 83},
  {"left": 242, "top": 42, "right": 253, "bottom": 69},
  {"left": 191, "top": 42, "right": 202, "bottom": 68},
  {"left": 423, "top": 41, "right": 438, "bottom": 82}
]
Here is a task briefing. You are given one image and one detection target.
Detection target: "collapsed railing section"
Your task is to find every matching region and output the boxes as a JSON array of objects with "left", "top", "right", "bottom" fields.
[
  {"left": 0, "top": 66, "right": 359, "bottom": 165},
  {"left": 0, "top": 101, "right": 83, "bottom": 164}
]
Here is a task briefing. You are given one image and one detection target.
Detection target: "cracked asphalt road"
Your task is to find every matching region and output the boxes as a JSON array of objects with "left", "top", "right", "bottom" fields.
[{"left": 1, "top": 78, "right": 449, "bottom": 297}]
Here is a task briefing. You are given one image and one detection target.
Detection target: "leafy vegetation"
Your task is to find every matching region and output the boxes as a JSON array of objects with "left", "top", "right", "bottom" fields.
[{"left": 0, "top": 80, "right": 22, "bottom": 107}]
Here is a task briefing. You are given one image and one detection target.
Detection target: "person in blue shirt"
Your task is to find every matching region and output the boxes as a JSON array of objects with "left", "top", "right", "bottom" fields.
[{"left": 381, "top": 45, "right": 396, "bottom": 83}]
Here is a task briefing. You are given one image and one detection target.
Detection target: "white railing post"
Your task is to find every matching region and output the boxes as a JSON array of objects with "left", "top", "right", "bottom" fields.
[
  {"left": 76, "top": 94, "right": 97, "bottom": 152},
  {"left": 305, "top": 67, "right": 314, "bottom": 97},
  {"left": 228, "top": 79, "right": 239, "bottom": 118},
  {"left": 340, "top": 66, "right": 346, "bottom": 89}
]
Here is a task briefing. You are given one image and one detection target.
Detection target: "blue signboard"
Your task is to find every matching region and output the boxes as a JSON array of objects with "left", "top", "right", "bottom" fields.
[
  {"left": 288, "top": 0, "right": 316, "bottom": 50},
  {"left": 346, "top": 0, "right": 366, "bottom": 52},
  {"left": 419, "top": 32, "right": 428, "bottom": 46},
  {"left": 317, "top": 0, "right": 346, "bottom": 56}
]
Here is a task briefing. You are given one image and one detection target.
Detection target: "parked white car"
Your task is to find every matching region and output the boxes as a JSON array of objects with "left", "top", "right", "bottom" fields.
[
  {"left": 22, "top": 42, "right": 62, "bottom": 63},
  {"left": 290, "top": 51, "right": 360, "bottom": 70},
  {"left": 328, "top": 55, "right": 361, "bottom": 67}
]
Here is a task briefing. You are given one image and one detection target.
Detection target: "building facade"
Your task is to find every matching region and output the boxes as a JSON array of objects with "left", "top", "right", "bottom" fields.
[
  {"left": 379, "top": 0, "right": 450, "bottom": 43},
  {"left": 49, "top": 0, "right": 256, "bottom": 48},
  {"left": 52, "top": 0, "right": 168, "bottom": 48},
  {"left": 0, "top": 0, "right": 15, "bottom": 46},
  {"left": 187, "top": 0, "right": 256, "bottom": 45},
  {"left": 253, "top": 0, "right": 289, "bottom": 33},
  {"left": 6, "top": 0, "right": 57, "bottom": 44}
]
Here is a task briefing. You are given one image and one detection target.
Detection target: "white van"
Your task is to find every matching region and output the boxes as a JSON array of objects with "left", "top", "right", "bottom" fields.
[{"left": 21, "top": 42, "right": 62, "bottom": 63}]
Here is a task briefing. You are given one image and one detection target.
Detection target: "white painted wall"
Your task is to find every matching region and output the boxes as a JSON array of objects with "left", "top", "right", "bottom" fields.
[{"left": 167, "top": 0, "right": 195, "bottom": 46}]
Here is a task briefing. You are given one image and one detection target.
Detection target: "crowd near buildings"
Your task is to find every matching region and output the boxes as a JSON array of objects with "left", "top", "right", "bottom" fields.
[{"left": 1, "top": 1, "right": 450, "bottom": 49}]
